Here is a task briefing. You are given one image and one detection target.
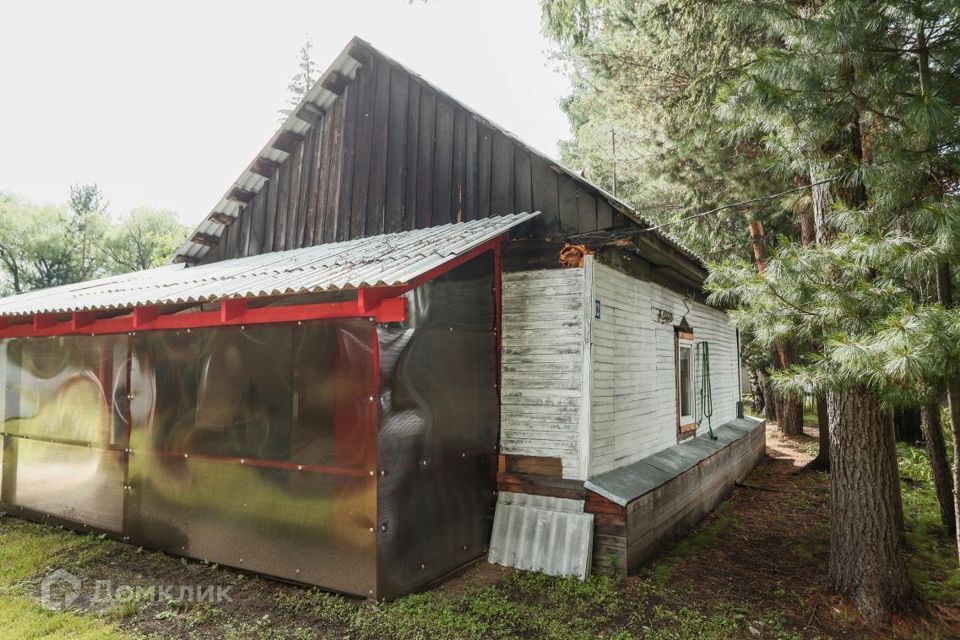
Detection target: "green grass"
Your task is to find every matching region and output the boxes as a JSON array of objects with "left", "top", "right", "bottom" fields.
[
  {"left": 0, "top": 518, "right": 132, "bottom": 640},
  {"left": 897, "top": 441, "right": 960, "bottom": 604},
  {"left": 0, "top": 433, "right": 955, "bottom": 639}
]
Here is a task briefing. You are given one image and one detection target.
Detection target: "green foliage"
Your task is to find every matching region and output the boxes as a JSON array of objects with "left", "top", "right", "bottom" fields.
[
  {"left": 0, "top": 190, "right": 189, "bottom": 295},
  {"left": 898, "top": 441, "right": 960, "bottom": 604},
  {"left": 699, "top": 0, "right": 960, "bottom": 407},
  {"left": 279, "top": 37, "right": 319, "bottom": 120},
  {"left": 540, "top": 0, "right": 793, "bottom": 262},
  {"left": 104, "top": 208, "right": 189, "bottom": 272}
]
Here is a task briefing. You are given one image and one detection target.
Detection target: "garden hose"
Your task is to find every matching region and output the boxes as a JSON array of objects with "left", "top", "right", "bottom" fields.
[{"left": 698, "top": 341, "right": 717, "bottom": 440}]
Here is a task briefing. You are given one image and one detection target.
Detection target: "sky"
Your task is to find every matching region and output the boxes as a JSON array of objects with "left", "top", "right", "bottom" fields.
[{"left": 0, "top": 0, "right": 572, "bottom": 227}]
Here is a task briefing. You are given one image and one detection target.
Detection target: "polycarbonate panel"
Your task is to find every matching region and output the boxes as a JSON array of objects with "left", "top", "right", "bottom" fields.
[
  {"left": 127, "top": 320, "right": 378, "bottom": 596},
  {"left": 2, "top": 335, "right": 128, "bottom": 447},
  {"left": 377, "top": 253, "right": 499, "bottom": 599},
  {"left": 12, "top": 438, "right": 125, "bottom": 531}
]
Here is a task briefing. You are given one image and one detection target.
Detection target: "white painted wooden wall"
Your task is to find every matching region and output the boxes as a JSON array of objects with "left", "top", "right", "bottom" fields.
[
  {"left": 500, "top": 268, "right": 589, "bottom": 479},
  {"left": 499, "top": 258, "right": 741, "bottom": 481},
  {"left": 588, "top": 260, "right": 740, "bottom": 476}
]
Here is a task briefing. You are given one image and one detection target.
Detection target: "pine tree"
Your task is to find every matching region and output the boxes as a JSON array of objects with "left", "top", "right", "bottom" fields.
[
  {"left": 279, "top": 37, "right": 319, "bottom": 120},
  {"left": 545, "top": 0, "right": 960, "bottom": 625}
]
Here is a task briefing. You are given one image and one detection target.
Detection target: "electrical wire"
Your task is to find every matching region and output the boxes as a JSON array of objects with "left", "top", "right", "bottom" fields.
[{"left": 569, "top": 170, "right": 855, "bottom": 240}]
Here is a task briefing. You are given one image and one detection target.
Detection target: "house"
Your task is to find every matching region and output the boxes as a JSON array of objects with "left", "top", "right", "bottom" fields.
[{"left": 0, "top": 37, "right": 763, "bottom": 599}]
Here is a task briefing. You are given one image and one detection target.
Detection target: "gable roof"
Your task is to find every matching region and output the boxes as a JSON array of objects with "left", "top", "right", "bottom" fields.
[
  {"left": 173, "top": 37, "right": 702, "bottom": 270},
  {"left": 0, "top": 214, "right": 536, "bottom": 318}
]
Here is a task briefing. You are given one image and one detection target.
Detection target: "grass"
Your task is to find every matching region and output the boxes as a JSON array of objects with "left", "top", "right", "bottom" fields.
[
  {"left": 897, "top": 440, "right": 960, "bottom": 605},
  {"left": 0, "top": 429, "right": 956, "bottom": 639},
  {"left": 0, "top": 518, "right": 131, "bottom": 640}
]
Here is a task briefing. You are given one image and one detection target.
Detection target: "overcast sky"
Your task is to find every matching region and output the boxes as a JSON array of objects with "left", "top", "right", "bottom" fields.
[{"left": 0, "top": 0, "right": 571, "bottom": 226}]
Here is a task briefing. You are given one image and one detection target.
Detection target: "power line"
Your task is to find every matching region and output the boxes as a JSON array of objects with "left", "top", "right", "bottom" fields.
[{"left": 639, "top": 171, "right": 854, "bottom": 233}]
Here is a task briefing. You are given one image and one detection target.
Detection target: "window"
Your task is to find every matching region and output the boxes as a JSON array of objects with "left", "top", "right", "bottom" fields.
[{"left": 676, "top": 330, "right": 696, "bottom": 436}]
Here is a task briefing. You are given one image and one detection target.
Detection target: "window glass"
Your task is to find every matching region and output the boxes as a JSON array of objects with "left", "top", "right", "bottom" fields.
[{"left": 679, "top": 343, "right": 692, "bottom": 419}]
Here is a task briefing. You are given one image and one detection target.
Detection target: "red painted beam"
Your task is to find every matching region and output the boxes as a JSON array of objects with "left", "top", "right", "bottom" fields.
[
  {"left": 0, "top": 295, "right": 407, "bottom": 339},
  {"left": 220, "top": 298, "right": 247, "bottom": 323},
  {"left": 71, "top": 311, "right": 96, "bottom": 330}
]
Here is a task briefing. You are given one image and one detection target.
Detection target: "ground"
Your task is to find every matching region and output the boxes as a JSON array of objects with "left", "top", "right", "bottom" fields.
[{"left": 1, "top": 425, "right": 958, "bottom": 640}]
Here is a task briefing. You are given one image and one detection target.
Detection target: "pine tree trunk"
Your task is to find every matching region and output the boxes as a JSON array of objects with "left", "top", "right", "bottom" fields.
[
  {"left": 920, "top": 404, "right": 956, "bottom": 534},
  {"left": 750, "top": 370, "right": 765, "bottom": 415},
  {"left": 774, "top": 344, "right": 804, "bottom": 437},
  {"left": 759, "top": 369, "right": 776, "bottom": 422},
  {"left": 947, "top": 379, "right": 960, "bottom": 562},
  {"left": 780, "top": 394, "right": 804, "bottom": 437},
  {"left": 935, "top": 263, "right": 960, "bottom": 560},
  {"left": 828, "top": 386, "right": 914, "bottom": 625}
]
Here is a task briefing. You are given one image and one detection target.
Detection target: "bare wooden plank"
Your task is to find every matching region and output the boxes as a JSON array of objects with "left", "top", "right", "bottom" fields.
[
  {"left": 383, "top": 66, "right": 409, "bottom": 234},
  {"left": 500, "top": 454, "right": 563, "bottom": 477},
  {"left": 314, "top": 107, "right": 335, "bottom": 244},
  {"left": 295, "top": 126, "right": 318, "bottom": 247},
  {"left": 323, "top": 89, "right": 348, "bottom": 243},
  {"left": 365, "top": 58, "right": 391, "bottom": 236},
  {"left": 415, "top": 88, "right": 437, "bottom": 228},
  {"left": 432, "top": 99, "right": 454, "bottom": 226},
  {"left": 490, "top": 131, "right": 515, "bottom": 216},
  {"left": 227, "top": 186, "right": 256, "bottom": 204},
  {"left": 336, "top": 78, "right": 360, "bottom": 241},
  {"left": 531, "top": 155, "right": 560, "bottom": 237},
  {"left": 514, "top": 148, "right": 533, "bottom": 216},
  {"left": 464, "top": 116, "right": 478, "bottom": 221},
  {"left": 350, "top": 59, "right": 377, "bottom": 237},
  {"left": 321, "top": 70, "right": 349, "bottom": 95},
  {"left": 232, "top": 205, "right": 244, "bottom": 257},
  {"left": 303, "top": 117, "right": 325, "bottom": 245},
  {"left": 576, "top": 189, "right": 598, "bottom": 233},
  {"left": 452, "top": 107, "right": 466, "bottom": 222},
  {"left": 285, "top": 133, "right": 306, "bottom": 249},
  {"left": 402, "top": 80, "right": 421, "bottom": 231},
  {"left": 274, "top": 159, "right": 291, "bottom": 250},
  {"left": 192, "top": 232, "right": 220, "bottom": 247},
  {"left": 248, "top": 184, "right": 266, "bottom": 254},
  {"left": 597, "top": 197, "right": 614, "bottom": 230},
  {"left": 558, "top": 175, "right": 579, "bottom": 235},
  {"left": 296, "top": 101, "right": 325, "bottom": 125},
  {"left": 263, "top": 167, "right": 278, "bottom": 253},
  {"left": 238, "top": 202, "right": 252, "bottom": 257},
  {"left": 272, "top": 130, "right": 304, "bottom": 153},
  {"left": 477, "top": 124, "right": 492, "bottom": 218},
  {"left": 250, "top": 157, "right": 281, "bottom": 178}
]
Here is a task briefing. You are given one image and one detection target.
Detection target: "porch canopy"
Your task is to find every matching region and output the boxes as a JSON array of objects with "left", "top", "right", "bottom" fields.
[
  {"left": 0, "top": 213, "right": 535, "bottom": 600},
  {"left": 0, "top": 212, "right": 537, "bottom": 337}
]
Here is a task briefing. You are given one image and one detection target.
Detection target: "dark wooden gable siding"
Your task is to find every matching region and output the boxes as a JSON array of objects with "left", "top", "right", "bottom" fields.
[{"left": 201, "top": 49, "right": 648, "bottom": 268}]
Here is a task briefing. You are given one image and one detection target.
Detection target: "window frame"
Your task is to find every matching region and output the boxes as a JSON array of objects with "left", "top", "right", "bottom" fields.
[{"left": 675, "top": 329, "right": 696, "bottom": 438}]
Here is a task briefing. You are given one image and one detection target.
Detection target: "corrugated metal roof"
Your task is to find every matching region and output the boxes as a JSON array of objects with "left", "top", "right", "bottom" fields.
[
  {"left": 0, "top": 213, "right": 537, "bottom": 318},
  {"left": 172, "top": 36, "right": 704, "bottom": 268}
]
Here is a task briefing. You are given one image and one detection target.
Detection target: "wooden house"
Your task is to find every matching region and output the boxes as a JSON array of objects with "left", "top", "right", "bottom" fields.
[{"left": 0, "top": 37, "right": 763, "bottom": 598}]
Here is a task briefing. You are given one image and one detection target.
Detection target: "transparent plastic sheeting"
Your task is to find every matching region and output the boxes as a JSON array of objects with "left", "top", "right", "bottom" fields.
[
  {"left": 0, "top": 335, "right": 129, "bottom": 531},
  {"left": 0, "top": 253, "right": 499, "bottom": 599},
  {"left": 377, "top": 253, "right": 499, "bottom": 599},
  {"left": 0, "top": 321, "right": 379, "bottom": 597}
]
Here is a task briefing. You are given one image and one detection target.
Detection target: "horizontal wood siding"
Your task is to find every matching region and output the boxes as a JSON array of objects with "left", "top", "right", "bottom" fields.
[
  {"left": 200, "top": 51, "right": 619, "bottom": 264},
  {"left": 500, "top": 269, "right": 586, "bottom": 479},
  {"left": 588, "top": 260, "right": 740, "bottom": 476}
]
